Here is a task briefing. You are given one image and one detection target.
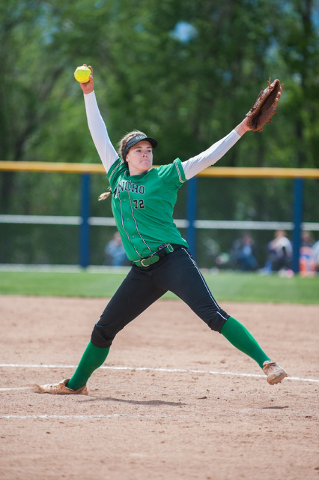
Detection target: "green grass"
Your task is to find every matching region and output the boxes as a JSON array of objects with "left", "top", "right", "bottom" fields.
[{"left": 0, "top": 268, "right": 318, "bottom": 304}]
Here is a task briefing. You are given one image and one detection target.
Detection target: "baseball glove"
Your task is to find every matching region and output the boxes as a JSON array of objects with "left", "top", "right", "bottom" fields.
[{"left": 246, "top": 78, "right": 283, "bottom": 131}]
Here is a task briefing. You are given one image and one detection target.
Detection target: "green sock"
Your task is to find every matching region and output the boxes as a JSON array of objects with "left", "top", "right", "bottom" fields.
[
  {"left": 67, "top": 341, "right": 110, "bottom": 391},
  {"left": 221, "top": 316, "right": 270, "bottom": 369}
]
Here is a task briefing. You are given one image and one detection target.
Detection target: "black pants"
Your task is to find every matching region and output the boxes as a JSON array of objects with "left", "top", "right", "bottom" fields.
[{"left": 91, "top": 248, "right": 230, "bottom": 348}]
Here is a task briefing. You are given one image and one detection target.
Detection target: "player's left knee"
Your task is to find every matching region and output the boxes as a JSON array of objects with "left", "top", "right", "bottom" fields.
[
  {"left": 207, "top": 310, "right": 229, "bottom": 332},
  {"left": 91, "top": 324, "right": 114, "bottom": 348}
]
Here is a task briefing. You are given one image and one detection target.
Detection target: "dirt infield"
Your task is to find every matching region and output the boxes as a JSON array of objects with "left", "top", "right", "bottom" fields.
[{"left": 0, "top": 295, "right": 318, "bottom": 480}]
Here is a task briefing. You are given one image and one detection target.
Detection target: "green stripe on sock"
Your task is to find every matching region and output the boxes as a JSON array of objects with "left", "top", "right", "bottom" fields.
[
  {"left": 67, "top": 341, "right": 110, "bottom": 391},
  {"left": 221, "top": 316, "right": 270, "bottom": 369}
]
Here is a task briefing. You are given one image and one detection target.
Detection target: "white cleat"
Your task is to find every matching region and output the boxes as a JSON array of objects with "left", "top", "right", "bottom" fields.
[
  {"left": 33, "top": 379, "right": 88, "bottom": 395},
  {"left": 263, "top": 361, "right": 288, "bottom": 385}
]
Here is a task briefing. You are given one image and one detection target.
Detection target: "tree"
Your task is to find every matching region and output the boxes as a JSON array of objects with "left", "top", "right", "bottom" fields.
[{"left": 1, "top": 0, "right": 319, "bottom": 222}]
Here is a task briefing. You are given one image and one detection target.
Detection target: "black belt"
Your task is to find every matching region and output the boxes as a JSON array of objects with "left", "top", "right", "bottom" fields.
[{"left": 133, "top": 244, "right": 180, "bottom": 268}]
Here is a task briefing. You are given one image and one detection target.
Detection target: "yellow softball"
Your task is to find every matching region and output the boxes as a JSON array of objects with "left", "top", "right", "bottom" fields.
[{"left": 74, "top": 66, "right": 91, "bottom": 83}]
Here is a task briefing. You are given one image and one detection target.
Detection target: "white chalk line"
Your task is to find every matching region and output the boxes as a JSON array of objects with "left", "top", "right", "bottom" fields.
[
  {"left": 0, "top": 363, "right": 318, "bottom": 383},
  {"left": 0, "top": 413, "right": 166, "bottom": 420},
  {"left": 0, "top": 387, "right": 32, "bottom": 391}
]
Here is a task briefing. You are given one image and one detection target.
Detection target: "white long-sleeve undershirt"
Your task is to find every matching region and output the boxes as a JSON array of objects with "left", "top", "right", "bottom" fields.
[
  {"left": 84, "top": 91, "right": 241, "bottom": 178},
  {"left": 181, "top": 130, "right": 240, "bottom": 179},
  {"left": 84, "top": 91, "right": 118, "bottom": 172}
]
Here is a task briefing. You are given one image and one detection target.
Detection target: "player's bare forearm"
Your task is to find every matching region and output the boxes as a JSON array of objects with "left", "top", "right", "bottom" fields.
[{"left": 235, "top": 117, "right": 251, "bottom": 136}]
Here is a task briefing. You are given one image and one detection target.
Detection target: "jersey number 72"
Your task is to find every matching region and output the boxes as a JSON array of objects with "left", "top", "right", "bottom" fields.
[{"left": 133, "top": 199, "right": 145, "bottom": 209}]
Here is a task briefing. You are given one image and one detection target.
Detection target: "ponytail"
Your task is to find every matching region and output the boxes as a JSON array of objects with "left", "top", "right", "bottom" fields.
[{"left": 98, "top": 187, "right": 112, "bottom": 201}]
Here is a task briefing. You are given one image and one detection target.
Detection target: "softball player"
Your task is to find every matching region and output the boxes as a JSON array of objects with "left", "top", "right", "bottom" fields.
[{"left": 35, "top": 66, "right": 287, "bottom": 395}]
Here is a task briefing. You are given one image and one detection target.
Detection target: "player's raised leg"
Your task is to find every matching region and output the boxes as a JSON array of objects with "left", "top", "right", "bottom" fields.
[{"left": 153, "top": 248, "right": 288, "bottom": 385}]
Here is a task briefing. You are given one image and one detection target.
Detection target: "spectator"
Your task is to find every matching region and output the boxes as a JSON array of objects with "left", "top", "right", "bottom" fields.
[
  {"left": 299, "top": 231, "right": 316, "bottom": 276},
  {"left": 265, "top": 230, "right": 293, "bottom": 273},
  {"left": 104, "top": 232, "right": 128, "bottom": 266},
  {"left": 230, "top": 233, "right": 258, "bottom": 271},
  {"left": 312, "top": 240, "right": 319, "bottom": 273}
]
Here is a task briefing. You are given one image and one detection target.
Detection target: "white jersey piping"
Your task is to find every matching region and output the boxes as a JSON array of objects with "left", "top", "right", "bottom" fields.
[
  {"left": 181, "top": 248, "right": 228, "bottom": 320},
  {"left": 118, "top": 193, "right": 143, "bottom": 258},
  {"left": 174, "top": 160, "right": 186, "bottom": 184},
  {"left": 128, "top": 192, "right": 152, "bottom": 253},
  {"left": 108, "top": 161, "right": 121, "bottom": 182}
]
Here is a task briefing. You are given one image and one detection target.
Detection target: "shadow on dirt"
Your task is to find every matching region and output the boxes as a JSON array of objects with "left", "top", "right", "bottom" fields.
[
  {"left": 262, "top": 406, "right": 289, "bottom": 409},
  {"left": 85, "top": 396, "right": 186, "bottom": 406}
]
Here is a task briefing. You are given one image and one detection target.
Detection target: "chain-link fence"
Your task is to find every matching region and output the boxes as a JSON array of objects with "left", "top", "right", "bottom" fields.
[{"left": 1, "top": 164, "right": 318, "bottom": 271}]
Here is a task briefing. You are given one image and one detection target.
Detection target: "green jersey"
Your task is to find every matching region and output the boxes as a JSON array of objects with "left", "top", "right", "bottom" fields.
[
  {"left": 107, "top": 158, "right": 189, "bottom": 261},
  {"left": 84, "top": 90, "right": 241, "bottom": 262}
]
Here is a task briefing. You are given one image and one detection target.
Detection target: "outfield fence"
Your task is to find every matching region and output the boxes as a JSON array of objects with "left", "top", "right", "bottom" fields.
[{"left": 1, "top": 161, "right": 319, "bottom": 273}]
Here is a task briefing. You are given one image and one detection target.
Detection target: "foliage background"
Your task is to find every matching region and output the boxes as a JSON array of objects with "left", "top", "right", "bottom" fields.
[{"left": 1, "top": 0, "right": 319, "bottom": 266}]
